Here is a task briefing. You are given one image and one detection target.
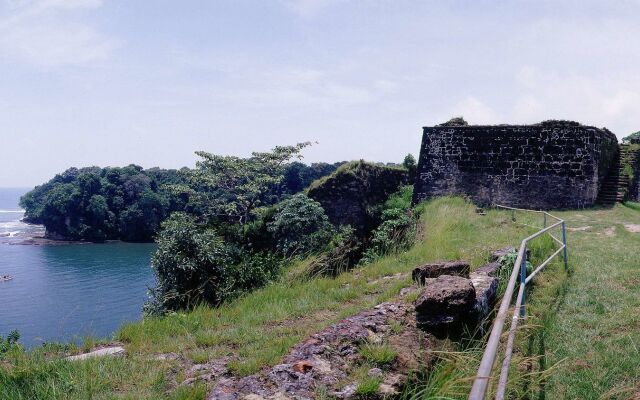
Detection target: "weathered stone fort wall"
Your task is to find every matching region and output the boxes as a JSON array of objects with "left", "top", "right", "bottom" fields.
[
  {"left": 630, "top": 159, "right": 640, "bottom": 202},
  {"left": 413, "top": 121, "right": 618, "bottom": 209}
]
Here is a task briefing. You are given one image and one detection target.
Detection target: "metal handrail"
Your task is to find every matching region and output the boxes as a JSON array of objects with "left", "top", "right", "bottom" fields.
[{"left": 469, "top": 205, "right": 568, "bottom": 400}]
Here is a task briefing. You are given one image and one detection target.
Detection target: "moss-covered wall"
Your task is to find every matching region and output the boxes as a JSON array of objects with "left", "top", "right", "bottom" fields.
[{"left": 307, "top": 161, "right": 408, "bottom": 234}]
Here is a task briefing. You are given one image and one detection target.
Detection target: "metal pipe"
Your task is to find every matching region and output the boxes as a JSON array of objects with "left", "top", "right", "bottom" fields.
[
  {"left": 469, "top": 242, "right": 526, "bottom": 399},
  {"left": 495, "top": 205, "right": 562, "bottom": 222},
  {"left": 525, "top": 245, "right": 565, "bottom": 284},
  {"left": 549, "top": 233, "right": 564, "bottom": 246},
  {"left": 470, "top": 206, "right": 566, "bottom": 400},
  {"left": 562, "top": 221, "right": 568, "bottom": 271},
  {"left": 495, "top": 283, "right": 525, "bottom": 400},
  {"left": 519, "top": 246, "right": 527, "bottom": 317}
]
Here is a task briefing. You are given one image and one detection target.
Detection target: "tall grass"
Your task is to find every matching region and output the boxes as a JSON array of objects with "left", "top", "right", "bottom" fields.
[{"left": 0, "top": 197, "right": 586, "bottom": 399}]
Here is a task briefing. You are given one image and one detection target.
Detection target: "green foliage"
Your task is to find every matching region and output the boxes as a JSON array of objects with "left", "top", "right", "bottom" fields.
[
  {"left": 355, "top": 376, "right": 381, "bottom": 397},
  {"left": 361, "top": 186, "right": 417, "bottom": 264},
  {"left": 20, "top": 166, "right": 186, "bottom": 242},
  {"left": 0, "top": 330, "right": 20, "bottom": 358},
  {"left": 402, "top": 153, "right": 417, "bottom": 183},
  {"left": 305, "top": 226, "right": 364, "bottom": 278},
  {"left": 359, "top": 343, "right": 397, "bottom": 368},
  {"left": 148, "top": 213, "right": 282, "bottom": 313},
  {"left": 148, "top": 212, "right": 230, "bottom": 312},
  {"left": 623, "top": 131, "right": 640, "bottom": 144},
  {"left": 267, "top": 194, "right": 334, "bottom": 257},
  {"left": 438, "top": 116, "right": 468, "bottom": 126},
  {"left": 307, "top": 160, "right": 409, "bottom": 236},
  {"left": 281, "top": 161, "right": 345, "bottom": 195},
  {"left": 185, "top": 143, "right": 312, "bottom": 224}
]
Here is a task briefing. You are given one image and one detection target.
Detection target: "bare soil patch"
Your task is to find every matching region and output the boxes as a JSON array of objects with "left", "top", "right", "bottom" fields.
[{"left": 624, "top": 224, "right": 640, "bottom": 233}]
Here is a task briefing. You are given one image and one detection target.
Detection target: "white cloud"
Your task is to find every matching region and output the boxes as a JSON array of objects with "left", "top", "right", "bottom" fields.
[
  {"left": 450, "top": 96, "right": 501, "bottom": 125},
  {"left": 279, "top": 0, "right": 343, "bottom": 17},
  {"left": 0, "top": 0, "right": 113, "bottom": 67}
]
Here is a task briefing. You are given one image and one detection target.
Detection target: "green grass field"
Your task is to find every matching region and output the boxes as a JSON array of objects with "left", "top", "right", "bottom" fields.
[
  {"left": 1, "top": 197, "right": 639, "bottom": 399},
  {"left": 543, "top": 204, "right": 640, "bottom": 399}
]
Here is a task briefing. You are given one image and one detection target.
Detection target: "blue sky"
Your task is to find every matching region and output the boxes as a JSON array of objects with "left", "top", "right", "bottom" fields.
[{"left": 2, "top": 0, "right": 640, "bottom": 187}]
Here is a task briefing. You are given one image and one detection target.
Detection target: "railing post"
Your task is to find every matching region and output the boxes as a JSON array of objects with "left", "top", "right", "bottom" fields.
[
  {"left": 562, "top": 221, "right": 568, "bottom": 271},
  {"left": 519, "top": 245, "right": 527, "bottom": 317},
  {"left": 543, "top": 213, "right": 547, "bottom": 228},
  {"left": 512, "top": 209, "right": 515, "bottom": 222}
]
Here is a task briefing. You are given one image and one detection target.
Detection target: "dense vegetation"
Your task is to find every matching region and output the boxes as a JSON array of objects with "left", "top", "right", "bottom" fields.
[
  {"left": 19, "top": 159, "right": 344, "bottom": 243},
  {"left": 623, "top": 131, "right": 640, "bottom": 144},
  {"left": 20, "top": 165, "right": 188, "bottom": 242},
  {"left": 19, "top": 147, "right": 416, "bottom": 314},
  {"left": 148, "top": 145, "right": 415, "bottom": 313},
  {"left": 2, "top": 197, "right": 610, "bottom": 399}
]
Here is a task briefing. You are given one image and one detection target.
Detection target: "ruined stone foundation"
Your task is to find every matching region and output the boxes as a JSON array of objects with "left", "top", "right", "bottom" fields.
[{"left": 413, "top": 120, "right": 618, "bottom": 209}]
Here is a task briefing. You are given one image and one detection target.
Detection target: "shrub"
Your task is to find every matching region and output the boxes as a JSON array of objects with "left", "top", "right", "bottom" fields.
[
  {"left": 305, "top": 226, "right": 364, "bottom": 278},
  {"left": 267, "top": 194, "right": 334, "bottom": 257},
  {"left": 361, "top": 186, "right": 417, "bottom": 264},
  {"left": 148, "top": 213, "right": 231, "bottom": 313},
  {"left": 148, "top": 213, "right": 283, "bottom": 313},
  {"left": 0, "top": 330, "right": 20, "bottom": 358}
]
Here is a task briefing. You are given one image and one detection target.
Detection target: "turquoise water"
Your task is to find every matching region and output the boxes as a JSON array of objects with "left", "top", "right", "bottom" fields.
[{"left": 0, "top": 188, "right": 156, "bottom": 348}]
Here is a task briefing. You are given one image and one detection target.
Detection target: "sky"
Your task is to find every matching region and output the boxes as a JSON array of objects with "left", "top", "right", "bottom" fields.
[{"left": 2, "top": 0, "right": 640, "bottom": 187}]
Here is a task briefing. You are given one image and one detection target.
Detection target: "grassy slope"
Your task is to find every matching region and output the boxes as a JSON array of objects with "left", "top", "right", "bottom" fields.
[
  {"left": 0, "top": 197, "right": 530, "bottom": 399},
  {"left": 2, "top": 198, "right": 638, "bottom": 399},
  {"left": 543, "top": 204, "right": 640, "bottom": 399}
]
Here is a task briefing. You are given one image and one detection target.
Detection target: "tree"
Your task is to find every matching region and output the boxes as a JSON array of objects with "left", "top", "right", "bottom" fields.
[
  {"left": 20, "top": 166, "right": 186, "bottom": 242},
  {"left": 186, "top": 142, "right": 312, "bottom": 224},
  {"left": 623, "top": 131, "right": 640, "bottom": 144},
  {"left": 403, "top": 153, "right": 417, "bottom": 183},
  {"left": 148, "top": 212, "right": 281, "bottom": 313},
  {"left": 267, "top": 194, "right": 334, "bottom": 256},
  {"left": 149, "top": 213, "right": 231, "bottom": 312}
]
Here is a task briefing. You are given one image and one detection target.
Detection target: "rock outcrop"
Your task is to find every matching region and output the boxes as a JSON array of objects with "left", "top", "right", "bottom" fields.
[
  {"left": 413, "top": 259, "right": 502, "bottom": 337},
  {"left": 66, "top": 346, "right": 125, "bottom": 361},
  {"left": 412, "top": 261, "right": 470, "bottom": 283},
  {"left": 209, "top": 296, "right": 431, "bottom": 399},
  {"left": 307, "top": 161, "right": 408, "bottom": 235},
  {"left": 414, "top": 275, "right": 476, "bottom": 335}
]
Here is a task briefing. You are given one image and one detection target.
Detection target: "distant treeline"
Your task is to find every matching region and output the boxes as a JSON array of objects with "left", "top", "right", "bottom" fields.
[{"left": 20, "top": 161, "right": 345, "bottom": 242}]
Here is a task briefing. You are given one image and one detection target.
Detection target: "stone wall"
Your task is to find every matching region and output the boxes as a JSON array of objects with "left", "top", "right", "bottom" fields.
[
  {"left": 308, "top": 161, "right": 408, "bottom": 235},
  {"left": 630, "top": 151, "right": 640, "bottom": 202},
  {"left": 413, "top": 120, "right": 618, "bottom": 209}
]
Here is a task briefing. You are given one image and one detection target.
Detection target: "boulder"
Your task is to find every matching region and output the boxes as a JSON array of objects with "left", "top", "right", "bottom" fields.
[
  {"left": 66, "top": 346, "right": 125, "bottom": 361},
  {"left": 470, "top": 271, "right": 499, "bottom": 324},
  {"left": 474, "top": 261, "right": 501, "bottom": 277},
  {"left": 490, "top": 246, "right": 515, "bottom": 261},
  {"left": 414, "top": 275, "right": 476, "bottom": 335},
  {"left": 412, "top": 261, "right": 470, "bottom": 284}
]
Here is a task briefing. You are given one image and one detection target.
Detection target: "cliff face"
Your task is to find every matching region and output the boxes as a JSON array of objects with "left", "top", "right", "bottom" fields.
[
  {"left": 307, "top": 161, "right": 408, "bottom": 235},
  {"left": 413, "top": 120, "right": 618, "bottom": 209}
]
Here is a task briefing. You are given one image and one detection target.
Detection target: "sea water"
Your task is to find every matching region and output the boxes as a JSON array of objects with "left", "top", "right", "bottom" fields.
[{"left": 0, "top": 188, "right": 156, "bottom": 348}]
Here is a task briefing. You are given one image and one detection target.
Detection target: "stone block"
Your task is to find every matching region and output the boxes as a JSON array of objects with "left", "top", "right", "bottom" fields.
[{"left": 411, "top": 260, "right": 470, "bottom": 283}]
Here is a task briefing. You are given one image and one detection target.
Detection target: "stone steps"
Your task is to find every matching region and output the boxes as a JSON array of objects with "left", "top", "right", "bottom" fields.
[{"left": 596, "top": 144, "right": 638, "bottom": 205}]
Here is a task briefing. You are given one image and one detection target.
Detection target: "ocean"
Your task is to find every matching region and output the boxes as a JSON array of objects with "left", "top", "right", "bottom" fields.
[{"left": 0, "top": 188, "right": 156, "bottom": 348}]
